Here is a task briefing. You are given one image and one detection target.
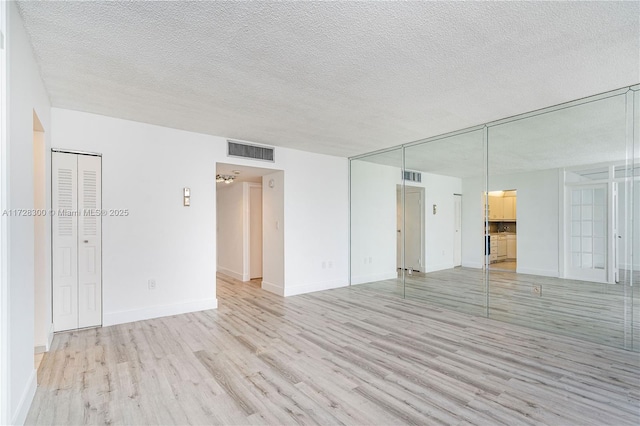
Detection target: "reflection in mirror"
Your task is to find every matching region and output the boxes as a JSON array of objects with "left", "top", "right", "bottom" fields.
[
  {"left": 484, "top": 91, "right": 638, "bottom": 349},
  {"left": 349, "top": 86, "right": 638, "bottom": 351},
  {"left": 350, "top": 148, "right": 405, "bottom": 297},
  {"left": 401, "top": 129, "right": 486, "bottom": 316},
  {"left": 351, "top": 86, "right": 640, "bottom": 351}
]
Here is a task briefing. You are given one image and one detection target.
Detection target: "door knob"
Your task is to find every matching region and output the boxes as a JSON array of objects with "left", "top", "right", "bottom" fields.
[{"left": 84, "top": 240, "right": 89, "bottom": 243}]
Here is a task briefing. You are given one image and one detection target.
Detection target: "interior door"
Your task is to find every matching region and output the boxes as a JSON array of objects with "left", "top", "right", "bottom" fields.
[
  {"left": 77, "top": 155, "right": 102, "bottom": 328},
  {"left": 404, "top": 189, "right": 423, "bottom": 272},
  {"left": 53, "top": 152, "right": 102, "bottom": 331},
  {"left": 453, "top": 194, "right": 462, "bottom": 266},
  {"left": 52, "top": 152, "right": 79, "bottom": 331},
  {"left": 566, "top": 184, "right": 607, "bottom": 283}
]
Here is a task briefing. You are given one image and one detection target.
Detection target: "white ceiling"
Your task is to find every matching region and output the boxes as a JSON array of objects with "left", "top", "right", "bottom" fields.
[
  {"left": 216, "top": 162, "right": 275, "bottom": 186},
  {"left": 359, "top": 91, "right": 633, "bottom": 178},
  {"left": 16, "top": 1, "right": 640, "bottom": 158}
]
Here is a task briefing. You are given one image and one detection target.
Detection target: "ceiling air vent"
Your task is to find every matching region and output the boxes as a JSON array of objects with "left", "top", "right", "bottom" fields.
[
  {"left": 402, "top": 170, "right": 422, "bottom": 183},
  {"left": 227, "top": 140, "right": 275, "bottom": 162}
]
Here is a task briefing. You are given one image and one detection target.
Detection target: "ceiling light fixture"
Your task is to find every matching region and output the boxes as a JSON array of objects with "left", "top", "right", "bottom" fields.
[{"left": 216, "top": 174, "right": 235, "bottom": 184}]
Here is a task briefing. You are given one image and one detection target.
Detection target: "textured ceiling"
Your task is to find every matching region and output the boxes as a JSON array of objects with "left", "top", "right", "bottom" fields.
[
  {"left": 16, "top": 1, "right": 640, "bottom": 158},
  {"left": 358, "top": 90, "right": 633, "bottom": 178}
]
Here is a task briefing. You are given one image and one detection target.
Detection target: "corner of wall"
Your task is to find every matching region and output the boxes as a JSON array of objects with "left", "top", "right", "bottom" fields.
[
  {"left": 261, "top": 280, "right": 284, "bottom": 297},
  {"left": 10, "top": 368, "right": 36, "bottom": 426}
]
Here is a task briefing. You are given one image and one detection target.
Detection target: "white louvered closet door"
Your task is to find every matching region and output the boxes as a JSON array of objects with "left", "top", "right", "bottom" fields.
[
  {"left": 53, "top": 152, "right": 79, "bottom": 331},
  {"left": 52, "top": 152, "right": 102, "bottom": 331},
  {"left": 77, "top": 155, "right": 102, "bottom": 328}
]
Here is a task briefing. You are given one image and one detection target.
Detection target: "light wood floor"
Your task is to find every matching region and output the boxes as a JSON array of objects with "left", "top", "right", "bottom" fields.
[
  {"left": 27, "top": 273, "right": 640, "bottom": 425},
  {"left": 366, "top": 267, "right": 640, "bottom": 351}
]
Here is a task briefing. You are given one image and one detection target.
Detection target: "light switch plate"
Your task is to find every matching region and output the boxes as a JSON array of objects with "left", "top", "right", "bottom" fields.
[{"left": 183, "top": 187, "right": 190, "bottom": 197}]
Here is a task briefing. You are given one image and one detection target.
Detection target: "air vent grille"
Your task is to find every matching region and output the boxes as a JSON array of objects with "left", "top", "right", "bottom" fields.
[
  {"left": 402, "top": 170, "right": 422, "bottom": 183},
  {"left": 227, "top": 140, "right": 275, "bottom": 162}
]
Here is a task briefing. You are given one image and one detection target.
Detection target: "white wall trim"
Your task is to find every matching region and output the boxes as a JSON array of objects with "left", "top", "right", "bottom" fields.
[
  {"left": 516, "top": 267, "right": 558, "bottom": 278},
  {"left": 46, "top": 322, "right": 54, "bottom": 352},
  {"left": 34, "top": 323, "right": 53, "bottom": 354},
  {"left": 242, "top": 182, "right": 250, "bottom": 280},
  {"left": 424, "top": 263, "right": 455, "bottom": 273},
  {"left": 284, "top": 279, "right": 347, "bottom": 297},
  {"left": 103, "top": 298, "right": 218, "bottom": 327},
  {"left": 246, "top": 182, "right": 262, "bottom": 280},
  {"left": 461, "top": 261, "right": 483, "bottom": 269},
  {"left": 10, "top": 368, "right": 36, "bottom": 426},
  {"left": 0, "top": 0, "right": 9, "bottom": 423},
  {"left": 350, "top": 271, "right": 398, "bottom": 285},
  {"left": 261, "top": 280, "right": 284, "bottom": 296},
  {"left": 216, "top": 266, "right": 247, "bottom": 282}
]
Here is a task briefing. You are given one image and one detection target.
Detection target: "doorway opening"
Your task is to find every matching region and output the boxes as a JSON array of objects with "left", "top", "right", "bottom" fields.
[
  {"left": 51, "top": 151, "right": 103, "bottom": 332},
  {"left": 215, "top": 163, "right": 284, "bottom": 295},
  {"left": 33, "top": 111, "right": 47, "bottom": 371},
  {"left": 485, "top": 189, "right": 517, "bottom": 272},
  {"left": 397, "top": 185, "right": 425, "bottom": 274},
  {"left": 453, "top": 194, "right": 462, "bottom": 267}
]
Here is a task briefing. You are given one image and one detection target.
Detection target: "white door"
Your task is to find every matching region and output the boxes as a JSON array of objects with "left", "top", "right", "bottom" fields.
[
  {"left": 566, "top": 184, "right": 607, "bottom": 283},
  {"left": 77, "top": 155, "right": 102, "bottom": 328},
  {"left": 52, "top": 152, "right": 79, "bottom": 332},
  {"left": 404, "top": 189, "right": 423, "bottom": 272},
  {"left": 249, "top": 185, "right": 263, "bottom": 279},
  {"left": 453, "top": 195, "right": 462, "bottom": 266},
  {"left": 53, "top": 152, "right": 102, "bottom": 331}
]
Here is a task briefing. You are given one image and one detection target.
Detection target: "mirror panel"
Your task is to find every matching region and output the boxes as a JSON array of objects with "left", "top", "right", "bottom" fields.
[
  {"left": 350, "top": 148, "right": 405, "bottom": 297},
  {"left": 402, "top": 130, "right": 487, "bottom": 316},
  {"left": 349, "top": 86, "right": 639, "bottom": 351},
  {"left": 486, "top": 92, "right": 635, "bottom": 348}
]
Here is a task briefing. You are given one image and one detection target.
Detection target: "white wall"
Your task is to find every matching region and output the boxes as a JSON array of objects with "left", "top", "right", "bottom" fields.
[
  {"left": 6, "top": 3, "right": 52, "bottom": 424},
  {"left": 462, "top": 169, "right": 561, "bottom": 276},
  {"left": 413, "top": 172, "right": 462, "bottom": 272},
  {"left": 249, "top": 184, "right": 263, "bottom": 279},
  {"left": 52, "top": 110, "right": 219, "bottom": 326},
  {"left": 33, "top": 126, "right": 51, "bottom": 353},
  {"left": 262, "top": 171, "right": 285, "bottom": 295},
  {"left": 281, "top": 149, "right": 349, "bottom": 296},
  {"left": 216, "top": 183, "right": 245, "bottom": 280},
  {"left": 350, "top": 160, "right": 398, "bottom": 284},
  {"left": 350, "top": 160, "right": 463, "bottom": 283},
  {"left": 52, "top": 108, "right": 349, "bottom": 307}
]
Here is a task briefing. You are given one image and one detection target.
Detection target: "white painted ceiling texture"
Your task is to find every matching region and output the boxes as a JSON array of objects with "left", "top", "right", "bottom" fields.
[
  {"left": 358, "top": 90, "right": 633, "bottom": 178},
  {"left": 16, "top": 1, "right": 640, "bottom": 158}
]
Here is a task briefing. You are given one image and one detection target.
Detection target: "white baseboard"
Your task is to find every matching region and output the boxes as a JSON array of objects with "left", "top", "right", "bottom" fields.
[
  {"left": 516, "top": 267, "right": 558, "bottom": 277},
  {"left": 11, "top": 368, "right": 37, "bottom": 426},
  {"left": 46, "top": 322, "right": 54, "bottom": 351},
  {"left": 619, "top": 263, "right": 640, "bottom": 270},
  {"left": 261, "top": 280, "right": 284, "bottom": 296},
  {"left": 350, "top": 271, "right": 398, "bottom": 285},
  {"left": 103, "top": 298, "right": 218, "bottom": 327},
  {"left": 425, "top": 263, "right": 455, "bottom": 273},
  {"left": 284, "top": 279, "right": 347, "bottom": 297},
  {"left": 461, "top": 261, "right": 483, "bottom": 269},
  {"left": 217, "top": 266, "right": 245, "bottom": 282}
]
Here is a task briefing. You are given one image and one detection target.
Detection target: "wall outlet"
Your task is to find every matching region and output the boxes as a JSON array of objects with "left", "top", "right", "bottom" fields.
[
  {"left": 321, "top": 261, "right": 326, "bottom": 269},
  {"left": 328, "top": 261, "right": 333, "bottom": 269},
  {"left": 532, "top": 285, "right": 541, "bottom": 297},
  {"left": 148, "top": 279, "right": 156, "bottom": 290}
]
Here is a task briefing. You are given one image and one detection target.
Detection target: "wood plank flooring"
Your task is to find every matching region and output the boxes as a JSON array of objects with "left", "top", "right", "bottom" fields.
[
  {"left": 26, "top": 273, "right": 640, "bottom": 425},
  {"left": 362, "top": 267, "right": 640, "bottom": 351}
]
